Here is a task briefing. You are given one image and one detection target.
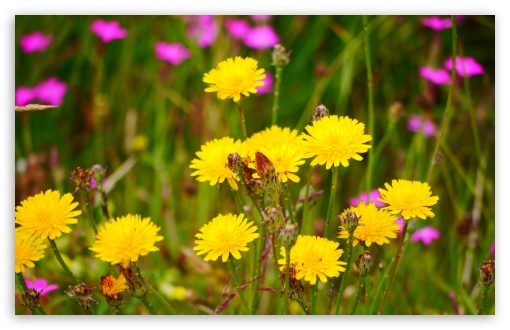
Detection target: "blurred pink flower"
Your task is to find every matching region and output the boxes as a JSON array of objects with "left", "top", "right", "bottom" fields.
[
  {"left": 411, "top": 226, "right": 441, "bottom": 246},
  {"left": 421, "top": 16, "right": 452, "bottom": 30},
  {"left": 250, "top": 15, "right": 272, "bottom": 22},
  {"left": 20, "top": 31, "right": 52, "bottom": 53},
  {"left": 224, "top": 19, "right": 251, "bottom": 40},
  {"left": 419, "top": 66, "right": 451, "bottom": 85},
  {"left": 15, "top": 87, "right": 37, "bottom": 106},
  {"left": 244, "top": 25, "right": 280, "bottom": 50},
  {"left": 185, "top": 15, "right": 218, "bottom": 48},
  {"left": 90, "top": 19, "right": 127, "bottom": 43},
  {"left": 26, "top": 278, "right": 58, "bottom": 296},
  {"left": 34, "top": 77, "right": 68, "bottom": 106},
  {"left": 155, "top": 42, "right": 191, "bottom": 65},
  {"left": 349, "top": 189, "right": 386, "bottom": 207},
  {"left": 395, "top": 218, "right": 405, "bottom": 235},
  {"left": 490, "top": 241, "right": 495, "bottom": 255},
  {"left": 255, "top": 72, "right": 274, "bottom": 94},
  {"left": 444, "top": 56, "right": 484, "bottom": 78},
  {"left": 407, "top": 115, "right": 436, "bottom": 138}
]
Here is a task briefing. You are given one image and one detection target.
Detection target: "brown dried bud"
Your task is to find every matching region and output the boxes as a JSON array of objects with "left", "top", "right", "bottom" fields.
[
  {"left": 312, "top": 104, "right": 329, "bottom": 122},
  {"left": 21, "top": 288, "right": 41, "bottom": 311},
  {"left": 65, "top": 280, "right": 98, "bottom": 310},
  {"left": 226, "top": 152, "right": 244, "bottom": 174},
  {"left": 70, "top": 167, "right": 95, "bottom": 190},
  {"left": 478, "top": 260, "right": 495, "bottom": 286},
  {"left": 255, "top": 152, "right": 280, "bottom": 193},
  {"left": 354, "top": 252, "right": 374, "bottom": 277},
  {"left": 119, "top": 266, "right": 146, "bottom": 298},
  {"left": 271, "top": 44, "right": 291, "bottom": 67},
  {"left": 279, "top": 264, "right": 305, "bottom": 301}
]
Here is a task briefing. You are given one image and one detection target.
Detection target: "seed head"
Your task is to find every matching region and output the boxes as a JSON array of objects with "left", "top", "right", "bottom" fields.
[
  {"left": 65, "top": 280, "right": 98, "bottom": 310},
  {"left": 70, "top": 167, "right": 95, "bottom": 190},
  {"left": 271, "top": 44, "right": 291, "bottom": 67},
  {"left": 21, "top": 288, "right": 41, "bottom": 311}
]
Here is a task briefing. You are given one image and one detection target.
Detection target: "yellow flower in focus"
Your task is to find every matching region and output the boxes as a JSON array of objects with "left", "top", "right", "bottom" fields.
[
  {"left": 194, "top": 213, "right": 259, "bottom": 262},
  {"left": 203, "top": 56, "right": 266, "bottom": 102},
  {"left": 100, "top": 274, "right": 128, "bottom": 299},
  {"left": 278, "top": 235, "right": 346, "bottom": 285},
  {"left": 338, "top": 202, "right": 400, "bottom": 247},
  {"left": 246, "top": 126, "right": 302, "bottom": 151},
  {"left": 301, "top": 115, "right": 372, "bottom": 169},
  {"left": 89, "top": 214, "right": 163, "bottom": 267},
  {"left": 15, "top": 234, "right": 46, "bottom": 273},
  {"left": 190, "top": 137, "right": 243, "bottom": 190},
  {"left": 377, "top": 179, "right": 439, "bottom": 220},
  {"left": 15, "top": 189, "right": 82, "bottom": 240}
]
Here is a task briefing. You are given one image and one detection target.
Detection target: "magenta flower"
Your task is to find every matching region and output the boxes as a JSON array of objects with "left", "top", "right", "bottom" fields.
[
  {"left": 90, "top": 19, "right": 127, "bottom": 43},
  {"left": 20, "top": 31, "right": 52, "bottom": 53},
  {"left": 407, "top": 115, "right": 436, "bottom": 138},
  {"left": 349, "top": 189, "right": 386, "bottom": 207},
  {"left": 444, "top": 56, "right": 484, "bottom": 78},
  {"left": 419, "top": 66, "right": 451, "bottom": 85},
  {"left": 421, "top": 16, "right": 452, "bottom": 30},
  {"left": 395, "top": 218, "right": 405, "bottom": 235},
  {"left": 34, "top": 77, "right": 68, "bottom": 106},
  {"left": 155, "top": 42, "right": 191, "bottom": 65},
  {"left": 25, "top": 278, "right": 58, "bottom": 296},
  {"left": 224, "top": 19, "right": 251, "bottom": 40},
  {"left": 411, "top": 226, "right": 441, "bottom": 246},
  {"left": 15, "top": 87, "right": 37, "bottom": 106},
  {"left": 490, "top": 241, "right": 495, "bottom": 255},
  {"left": 185, "top": 15, "right": 218, "bottom": 48},
  {"left": 244, "top": 25, "right": 280, "bottom": 50},
  {"left": 256, "top": 72, "right": 274, "bottom": 94},
  {"left": 250, "top": 15, "right": 272, "bottom": 22}
]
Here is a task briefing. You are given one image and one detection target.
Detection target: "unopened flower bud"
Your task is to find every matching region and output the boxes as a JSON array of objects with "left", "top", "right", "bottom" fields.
[
  {"left": 478, "top": 260, "right": 495, "bottom": 286},
  {"left": 21, "top": 288, "right": 41, "bottom": 311},
  {"left": 263, "top": 206, "right": 280, "bottom": 234},
  {"left": 91, "top": 164, "right": 107, "bottom": 182},
  {"left": 255, "top": 152, "right": 280, "bottom": 193},
  {"left": 312, "top": 104, "right": 329, "bottom": 122},
  {"left": 271, "top": 44, "right": 291, "bottom": 67},
  {"left": 388, "top": 101, "right": 403, "bottom": 122},
  {"left": 280, "top": 221, "right": 298, "bottom": 248},
  {"left": 70, "top": 167, "right": 95, "bottom": 190},
  {"left": 65, "top": 280, "right": 98, "bottom": 310},
  {"left": 227, "top": 152, "right": 244, "bottom": 174},
  {"left": 338, "top": 209, "right": 359, "bottom": 234},
  {"left": 354, "top": 252, "right": 374, "bottom": 277}
]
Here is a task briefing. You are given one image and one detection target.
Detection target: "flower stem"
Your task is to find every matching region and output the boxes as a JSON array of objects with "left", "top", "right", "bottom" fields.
[
  {"left": 283, "top": 246, "right": 291, "bottom": 315},
  {"left": 377, "top": 220, "right": 409, "bottom": 314},
  {"left": 334, "top": 231, "right": 354, "bottom": 314},
  {"left": 365, "top": 274, "right": 371, "bottom": 314},
  {"left": 231, "top": 188, "right": 246, "bottom": 215},
  {"left": 270, "top": 233, "right": 281, "bottom": 279},
  {"left": 271, "top": 66, "right": 283, "bottom": 126},
  {"left": 48, "top": 238, "right": 77, "bottom": 283},
  {"left": 363, "top": 15, "right": 375, "bottom": 203},
  {"left": 229, "top": 257, "right": 250, "bottom": 314},
  {"left": 133, "top": 263, "right": 176, "bottom": 315},
  {"left": 310, "top": 282, "right": 318, "bottom": 314},
  {"left": 82, "top": 189, "right": 99, "bottom": 235},
  {"left": 324, "top": 166, "right": 339, "bottom": 238},
  {"left": 15, "top": 272, "right": 47, "bottom": 315},
  {"left": 477, "top": 285, "right": 492, "bottom": 315},
  {"left": 139, "top": 295, "right": 159, "bottom": 315},
  {"left": 237, "top": 102, "right": 248, "bottom": 140},
  {"left": 282, "top": 182, "right": 295, "bottom": 223},
  {"left": 302, "top": 165, "right": 313, "bottom": 235},
  {"left": 351, "top": 275, "right": 366, "bottom": 315}
]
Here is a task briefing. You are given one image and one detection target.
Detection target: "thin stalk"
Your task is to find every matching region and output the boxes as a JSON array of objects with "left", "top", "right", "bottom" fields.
[
  {"left": 82, "top": 190, "right": 99, "bottom": 235},
  {"left": 351, "top": 275, "right": 366, "bottom": 315},
  {"left": 133, "top": 263, "right": 176, "bottom": 315},
  {"left": 282, "top": 182, "right": 295, "bottom": 223},
  {"left": 297, "top": 299, "right": 311, "bottom": 315},
  {"left": 270, "top": 233, "right": 282, "bottom": 278},
  {"left": 48, "top": 238, "right": 77, "bottom": 283},
  {"left": 138, "top": 295, "right": 159, "bottom": 315},
  {"left": 302, "top": 166, "right": 313, "bottom": 235},
  {"left": 283, "top": 246, "right": 291, "bottom": 315},
  {"left": 477, "top": 285, "right": 492, "bottom": 315},
  {"left": 334, "top": 231, "right": 354, "bottom": 314},
  {"left": 377, "top": 220, "right": 409, "bottom": 314},
  {"left": 324, "top": 166, "right": 339, "bottom": 238},
  {"left": 363, "top": 15, "right": 375, "bottom": 203},
  {"left": 229, "top": 257, "right": 250, "bottom": 314},
  {"left": 365, "top": 274, "right": 371, "bottom": 314},
  {"left": 249, "top": 239, "right": 259, "bottom": 314},
  {"left": 237, "top": 102, "right": 248, "bottom": 140},
  {"left": 271, "top": 66, "right": 283, "bottom": 126},
  {"left": 310, "top": 282, "right": 318, "bottom": 314},
  {"left": 231, "top": 188, "right": 246, "bottom": 215},
  {"left": 16, "top": 272, "right": 47, "bottom": 315}
]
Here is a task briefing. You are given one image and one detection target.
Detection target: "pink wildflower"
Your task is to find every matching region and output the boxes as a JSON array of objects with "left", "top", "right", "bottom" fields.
[
  {"left": 490, "top": 242, "right": 495, "bottom": 255},
  {"left": 250, "top": 15, "right": 272, "bottom": 22},
  {"left": 34, "top": 77, "right": 67, "bottom": 106},
  {"left": 90, "top": 19, "right": 127, "bottom": 43},
  {"left": 185, "top": 15, "right": 218, "bottom": 48},
  {"left": 26, "top": 278, "right": 58, "bottom": 296},
  {"left": 407, "top": 115, "right": 436, "bottom": 138},
  {"left": 15, "top": 87, "right": 36, "bottom": 106},
  {"left": 256, "top": 72, "right": 274, "bottom": 94},
  {"left": 419, "top": 66, "right": 451, "bottom": 85},
  {"left": 421, "top": 16, "right": 452, "bottom": 30},
  {"left": 244, "top": 25, "right": 280, "bottom": 50},
  {"left": 224, "top": 19, "right": 251, "bottom": 40},
  {"left": 20, "top": 32, "right": 52, "bottom": 53},
  {"left": 395, "top": 218, "right": 405, "bottom": 235},
  {"left": 349, "top": 189, "right": 386, "bottom": 207},
  {"left": 411, "top": 226, "right": 441, "bottom": 246},
  {"left": 444, "top": 56, "right": 484, "bottom": 78},
  {"left": 155, "top": 42, "right": 191, "bottom": 65}
]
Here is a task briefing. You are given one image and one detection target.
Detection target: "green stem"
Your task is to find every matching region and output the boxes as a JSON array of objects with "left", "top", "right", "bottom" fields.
[
  {"left": 284, "top": 246, "right": 291, "bottom": 315},
  {"left": 21, "top": 113, "right": 33, "bottom": 156},
  {"left": 237, "top": 102, "right": 248, "bottom": 140},
  {"left": 324, "top": 166, "right": 339, "bottom": 238},
  {"left": 310, "top": 282, "right": 319, "bottom": 314},
  {"left": 231, "top": 188, "right": 246, "bottom": 215},
  {"left": 270, "top": 233, "right": 282, "bottom": 279},
  {"left": 282, "top": 182, "right": 295, "bottom": 223},
  {"left": 365, "top": 273, "right": 371, "bottom": 315},
  {"left": 302, "top": 165, "right": 313, "bottom": 235},
  {"left": 82, "top": 189, "right": 99, "bottom": 235},
  {"left": 351, "top": 275, "right": 366, "bottom": 315},
  {"left": 16, "top": 272, "right": 47, "bottom": 315},
  {"left": 271, "top": 66, "right": 283, "bottom": 126},
  {"left": 138, "top": 295, "right": 159, "bottom": 315},
  {"left": 477, "top": 285, "right": 492, "bottom": 315},
  {"left": 229, "top": 257, "right": 250, "bottom": 314},
  {"left": 48, "top": 238, "right": 77, "bottom": 283},
  {"left": 297, "top": 299, "right": 311, "bottom": 315},
  {"left": 363, "top": 15, "right": 375, "bottom": 203},
  {"left": 377, "top": 220, "right": 409, "bottom": 314},
  {"left": 133, "top": 263, "right": 176, "bottom": 315},
  {"left": 334, "top": 231, "right": 354, "bottom": 314}
]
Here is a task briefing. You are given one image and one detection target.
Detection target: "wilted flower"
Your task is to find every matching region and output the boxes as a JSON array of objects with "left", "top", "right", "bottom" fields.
[
  {"left": 65, "top": 280, "right": 98, "bottom": 310},
  {"left": 444, "top": 56, "right": 484, "bottom": 78},
  {"left": 155, "top": 42, "right": 191, "bottom": 65},
  {"left": 244, "top": 25, "right": 280, "bottom": 50},
  {"left": 100, "top": 274, "right": 128, "bottom": 307},
  {"left": 70, "top": 167, "right": 95, "bottom": 190},
  {"left": 21, "top": 288, "right": 41, "bottom": 311},
  {"left": 90, "top": 19, "right": 127, "bottom": 43},
  {"left": 407, "top": 115, "right": 437, "bottom": 138},
  {"left": 411, "top": 226, "right": 441, "bottom": 246},
  {"left": 419, "top": 66, "right": 451, "bottom": 85},
  {"left": 20, "top": 31, "right": 52, "bottom": 53},
  {"left": 478, "top": 260, "right": 495, "bottom": 286}
]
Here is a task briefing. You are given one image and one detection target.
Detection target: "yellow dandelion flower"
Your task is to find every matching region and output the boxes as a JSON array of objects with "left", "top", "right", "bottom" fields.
[
  {"left": 15, "top": 189, "right": 82, "bottom": 240},
  {"left": 246, "top": 125, "right": 302, "bottom": 151},
  {"left": 190, "top": 137, "right": 243, "bottom": 190},
  {"left": 301, "top": 115, "right": 372, "bottom": 169},
  {"left": 193, "top": 213, "right": 259, "bottom": 262},
  {"left": 278, "top": 235, "right": 346, "bottom": 285},
  {"left": 100, "top": 274, "right": 129, "bottom": 299},
  {"left": 377, "top": 179, "right": 439, "bottom": 220},
  {"left": 338, "top": 202, "right": 400, "bottom": 247},
  {"left": 89, "top": 214, "right": 163, "bottom": 267},
  {"left": 203, "top": 56, "right": 266, "bottom": 102},
  {"left": 15, "top": 234, "right": 46, "bottom": 273}
]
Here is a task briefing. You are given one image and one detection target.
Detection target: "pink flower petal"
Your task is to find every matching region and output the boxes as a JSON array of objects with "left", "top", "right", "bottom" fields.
[
  {"left": 444, "top": 56, "right": 484, "bottom": 78},
  {"left": 16, "top": 87, "right": 36, "bottom": 106},
  {"left": 244, "top": 25, "right": 280, "bottom": 50},
  {"left": 407, "top": 115, "right": 436, "bottom": 138},
  {"left": 155, "top": 42, "right": 191, "bottom": 65},
  {"left": 421, "top": 16, "right": 452, "bottom": 30},
  {"left": 255, "top": 72, "right": 274, "bottom": 94},
  {"left": 224, "top": 19, "right": 251, "bottom": 40},
  {"left": 349, "top": 189, "right": 386, "bottom": 207},
  {"left": 411, "top": 226, "right": 441, "bottom": 246},
  {"left": 490, "top": 241, "right": 495, "bottom": 255},
  {"left": 20, "top": 31, "right": 53, "bottom": 53},
  {"left": 250, "top": 15, "right": 272, "bottom": 22},
  {"left": 419, "top": 66, "right": 451, "bottom": 85},
  {"left": 91, "top": 19, "right": 127, "bottom": 43},
  {"left": 34, "top": 77, "right": 67, "bottom": 106},
  {"left": 186, "top": 15, "right": 218, "bottom": 48},
  {"left": 25, "top": 278, "right": 58, "bottom": 296},
  {"left": 395, "top": 218, "right": 404, "bottom": 235}
]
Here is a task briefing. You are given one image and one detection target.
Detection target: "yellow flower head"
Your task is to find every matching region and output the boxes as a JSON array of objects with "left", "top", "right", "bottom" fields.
[
  {"left": 278, "top": 235, "right": 346, "bottom": 285},
  {"left": 89, "top": 214, "right": 163, "bottom": 267},
  {"left": 190, "top": 137, "right": 243, "bottom": 190},
  {"left": 15, "top": 234, "right": 46, "bottom": 273},
  {"left": 338, "top": 202, "right": 400, "bottom": 247},
  {"left": 377, "top": 179, "right": 439, "bottom": 220},
  {"left": 301, "top": 115, "right": 372, "bottom": 169},
  {"left": 194, "top": 213, "right": 259, "bottom": 262},
  {"left": 246, "top": 126, "right": 302, "bottom": 151},
  {"left": 203, "top": 56, "right": 266, "bottom": 102},
  {"left": 15, "top": 189, "right": 82, "bottom": 240},
  {"left": 100, "top": 274, "right": 129, "bottom": 299}
]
